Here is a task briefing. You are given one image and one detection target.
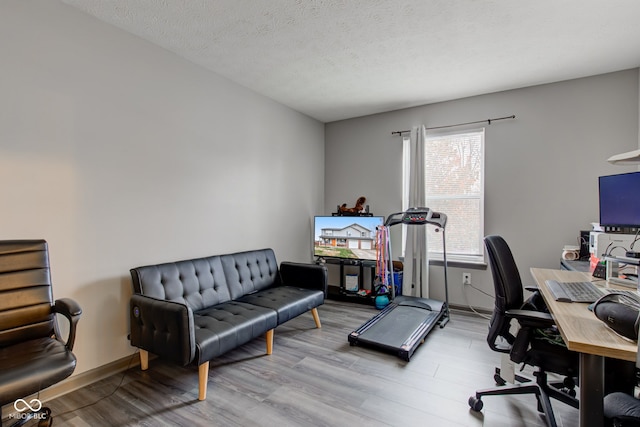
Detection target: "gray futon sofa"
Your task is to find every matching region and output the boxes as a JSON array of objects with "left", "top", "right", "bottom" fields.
[{"left": 129, "top": 248, "right": 327, "bottom": 400}]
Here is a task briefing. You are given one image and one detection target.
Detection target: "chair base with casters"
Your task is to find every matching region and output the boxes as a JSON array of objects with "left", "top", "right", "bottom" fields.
[{"left": 469, "top": 368, "right": 578, "bottom": 427}]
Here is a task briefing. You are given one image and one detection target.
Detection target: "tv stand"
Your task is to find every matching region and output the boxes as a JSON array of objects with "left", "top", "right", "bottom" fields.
[
  {"left": 314, "top": 212, "right": 382, "bottom": 304},
  {"left": 322, "top": 257, "right": 376, "bottom": 305}
]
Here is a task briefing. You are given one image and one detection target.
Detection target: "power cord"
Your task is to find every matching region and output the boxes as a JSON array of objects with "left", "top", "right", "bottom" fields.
[
  {"left": 627, "top": 229, "right": 640, "bottom": 258},
  {"left": 462, "top": 283, "right": 492, "bottom": 320},
  {"left": 603, "top": 242, "right": 614, "bottom": 257},
  {"left": 631, "top": 228, "right": 640, "bottom": 250},
  {"left": 604, "top": 243, "right": 629, "bottom": 258},
  {"left": 51, "top": 349, "right": 140, "bottom": 419}
]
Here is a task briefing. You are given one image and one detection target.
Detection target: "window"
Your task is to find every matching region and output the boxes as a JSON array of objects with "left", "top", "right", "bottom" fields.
[{"left": 402, "top": 128, "right": 485, "bottom": 263}]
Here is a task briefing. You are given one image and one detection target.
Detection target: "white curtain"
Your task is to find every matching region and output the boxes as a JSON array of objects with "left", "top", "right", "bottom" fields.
[{"left": 403, "top": 125, "right": 429, "bottom": 298}]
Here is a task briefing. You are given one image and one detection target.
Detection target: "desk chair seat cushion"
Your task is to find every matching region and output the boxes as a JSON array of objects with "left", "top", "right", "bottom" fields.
[
  {"left": 604, "top": 392, "right": 640, "bottom": 426},
  {"left": 526, "top": 330, "right": 579, "bottom": 377},
  {"left": 0, "top": 337, "right": 77, "bottom": 405}
]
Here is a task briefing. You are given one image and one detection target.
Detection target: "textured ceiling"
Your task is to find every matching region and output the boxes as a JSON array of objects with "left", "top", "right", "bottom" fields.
[{"left": 60, "top": 0, "right": 640, "bottom": 123}]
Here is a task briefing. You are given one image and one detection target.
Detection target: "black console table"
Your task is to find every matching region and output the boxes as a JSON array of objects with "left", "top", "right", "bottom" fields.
[{"left": 322, "top": 257, "right": 376, "bottom": 305}]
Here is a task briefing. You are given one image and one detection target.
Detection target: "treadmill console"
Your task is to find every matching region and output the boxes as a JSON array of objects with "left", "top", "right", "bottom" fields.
[
  {"left": 385, "top": 207, "right": 446, "bottom": 228},
  {"left": 401, "top": 208, "right": 432, "bottom": 224}
]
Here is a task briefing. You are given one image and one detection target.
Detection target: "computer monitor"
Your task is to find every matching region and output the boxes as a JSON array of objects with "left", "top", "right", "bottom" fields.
[{"left": 599, "top": 171, "right": 640, "bottom": 230}]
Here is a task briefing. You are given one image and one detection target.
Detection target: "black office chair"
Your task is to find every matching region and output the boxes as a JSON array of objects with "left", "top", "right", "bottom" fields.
[
  {"left": 468, "top": 235, "right": 579, "bottom": 427},
  {"left": 0, "top": 240, "right": 82, "bottom": 427}
]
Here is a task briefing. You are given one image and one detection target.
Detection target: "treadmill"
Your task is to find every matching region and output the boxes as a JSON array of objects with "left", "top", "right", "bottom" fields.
[{"left": 348, "top": 208, "right": 450, "bottom": 361}]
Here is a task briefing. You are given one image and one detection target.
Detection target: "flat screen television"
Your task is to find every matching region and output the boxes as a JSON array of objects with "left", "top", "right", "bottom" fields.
[
  {"left": 313, "top": 215, "right": 385, "bottom": 261},
  {"left": 599, "top": 171, "right": 640, "bottom": 229}
]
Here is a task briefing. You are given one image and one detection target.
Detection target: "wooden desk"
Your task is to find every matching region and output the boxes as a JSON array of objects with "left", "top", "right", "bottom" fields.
[{"left": 530, "top": 268, "right": 637, "bottom": 427}]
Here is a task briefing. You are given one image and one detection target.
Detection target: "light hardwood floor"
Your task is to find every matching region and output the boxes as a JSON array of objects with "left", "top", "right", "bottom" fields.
[{"left": 33, "top": 301, "right": 580, "bottom": 427}]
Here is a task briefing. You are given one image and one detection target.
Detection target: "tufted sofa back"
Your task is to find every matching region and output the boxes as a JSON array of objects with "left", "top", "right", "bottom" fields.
[
  {"left": 220, "top": 249, "right": 280, "bottom": 299},
  {"left": 130, "top": 248, "right": 281, "bottom": 312}
]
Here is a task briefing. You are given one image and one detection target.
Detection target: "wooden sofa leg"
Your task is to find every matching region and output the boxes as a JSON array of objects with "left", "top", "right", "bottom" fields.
[
  {"left": 311, "top": 308, "right": 321, "bottom": 328},
  {"left": 140, "top": 349, "right": 149, "bottom": 370},
  {"left": 266, "top": 329, "right": 274, "bottom": 355},
  {"left": 198, "top": 362, "right": 209, "bottom": 401}
]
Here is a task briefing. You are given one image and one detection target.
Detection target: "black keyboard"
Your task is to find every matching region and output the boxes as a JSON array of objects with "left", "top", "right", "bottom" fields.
[{"left": 545, "top": 280, "right": 605, "bottom": 303}]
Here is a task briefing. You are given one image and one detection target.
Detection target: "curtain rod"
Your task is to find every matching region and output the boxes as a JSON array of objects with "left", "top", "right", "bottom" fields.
[{"left": 391, "top": 114, "right": 516, "bottom": 136}]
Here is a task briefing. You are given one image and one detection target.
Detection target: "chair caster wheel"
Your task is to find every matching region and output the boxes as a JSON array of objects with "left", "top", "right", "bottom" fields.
[
  {"left": 37, "top": 408, "right": 53, "bottom": 427},
  {"left": 563, "top": 377, "right": 576, "bottom": 389},
  {"left": 494, "top": 373, "right": 506, "bottom": 386},
  {"left": 493, "top": 367, "right": 506, "bottom": 386},
  {"left": 468, "top": 396, "right": 483, "bottom": 412}
]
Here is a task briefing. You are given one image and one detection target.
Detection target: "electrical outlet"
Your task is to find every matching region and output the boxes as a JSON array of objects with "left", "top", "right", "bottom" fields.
[{"left": 463, "top": 272, "right": 471, "bottom": 285}]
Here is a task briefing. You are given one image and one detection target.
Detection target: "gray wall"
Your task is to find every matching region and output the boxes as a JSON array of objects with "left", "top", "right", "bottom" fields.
[
  {"left": 0, "top": 1, "right": 324, "bottom": 374},
  {"left": 325, "top": 69, "right": 639, "bottom": 310}
]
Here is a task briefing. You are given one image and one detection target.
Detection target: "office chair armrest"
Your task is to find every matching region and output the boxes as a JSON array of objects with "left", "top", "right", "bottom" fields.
[
  {"left": 522, "top": 287, "right": 550, "bottom": 312},
  {"left": 506, "top": 309, "right": 555, "bottom": 328},
  {"left": 54, "top": 298, "right": 83, "bottom": 351},
  {"left": 507, "top": 309, "right": 557, "bottom": 363}
]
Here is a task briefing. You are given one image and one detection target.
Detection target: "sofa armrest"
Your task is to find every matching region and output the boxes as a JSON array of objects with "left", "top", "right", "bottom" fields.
[
  {"left": 129, "top": 294, "right": 196, "bottom": 366},
  {"left": 280, "top": 262, "right": 328, "bottom": 297},
  {"left": 53, "top": 298, "right": 82, "bottom": 351}
]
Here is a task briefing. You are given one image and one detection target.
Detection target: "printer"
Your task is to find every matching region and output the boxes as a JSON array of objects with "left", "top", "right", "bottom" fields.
[{"left": 589, "top": 232, "right": 637, "bottom": 258}]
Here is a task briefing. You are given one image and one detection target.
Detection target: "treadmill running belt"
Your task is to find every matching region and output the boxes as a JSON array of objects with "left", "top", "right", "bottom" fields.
[
  {"left": 348, "top": 300, "right": 444, "bottom": 361},
  {"left": 358, "top": 306, "right": 436, "bottom": 348}
]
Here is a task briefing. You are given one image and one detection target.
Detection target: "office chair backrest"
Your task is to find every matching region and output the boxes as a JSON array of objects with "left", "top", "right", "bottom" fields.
[
  {"left": 484, "top": 235, "right": 525, "bottom": 351},
  {"left": 0, "top": 240, "right": 55, "bottom": 347}
]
